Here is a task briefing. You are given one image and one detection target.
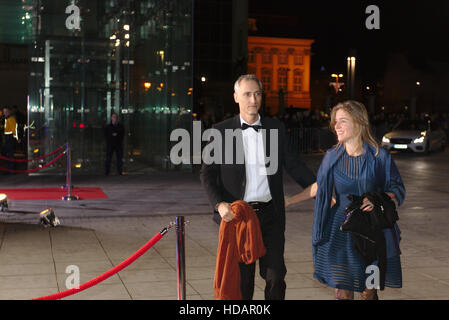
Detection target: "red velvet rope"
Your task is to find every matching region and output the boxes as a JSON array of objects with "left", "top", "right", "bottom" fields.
[
  {"left": 32, "top": 231, "right": 165, "bottom": 300},
  {"left": 0, "top": 150, "right": 66, "bottom": 173},
  {"left": 0, "top": 145, "right": 64, "bottom": 162}
]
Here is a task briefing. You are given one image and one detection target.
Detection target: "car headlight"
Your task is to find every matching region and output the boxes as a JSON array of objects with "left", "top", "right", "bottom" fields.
[
  {"left": 382, "top": 136, "right": 390, "bottom": 143},
  {"left": 413, "top": 136, "right": 425, "bottom": 144}
]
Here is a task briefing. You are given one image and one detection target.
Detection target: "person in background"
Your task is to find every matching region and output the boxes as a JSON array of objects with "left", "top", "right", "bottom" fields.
[
  {"left": 2, "top": 106, "right": 18, "bottom": 172},
  {"left": 104, "top": 113, "right": 124, "bottom": 176},
  {"left": 12, "top": 105, "right": 26, "bottom": 148},
  {"left": 0, "top": 108, "right": 4, "bottom": 151}
]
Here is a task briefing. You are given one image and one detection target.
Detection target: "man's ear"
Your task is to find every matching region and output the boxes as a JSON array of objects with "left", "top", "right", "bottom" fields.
[{"left": 233, "top": 92, "right": 239, "bottom": 104}]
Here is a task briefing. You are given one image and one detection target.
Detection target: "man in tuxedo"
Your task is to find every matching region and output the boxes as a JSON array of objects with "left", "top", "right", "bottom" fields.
[{"left": 200, "top": 74, "right": 316, "bottom": 300}]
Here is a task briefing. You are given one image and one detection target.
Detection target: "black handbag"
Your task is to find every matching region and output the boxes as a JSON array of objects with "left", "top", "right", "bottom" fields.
[
  {"left": 340, "top": 192, "right": 397, "bottom": 291},
  {"left": 340, "top": 194, "right": 377, "bottom": 243},
  {"left": 340, "top": 192, "right": 398, "bottom": 237},
  {"left": 361, "top": 191, "right": 399, "bottom": 229}
]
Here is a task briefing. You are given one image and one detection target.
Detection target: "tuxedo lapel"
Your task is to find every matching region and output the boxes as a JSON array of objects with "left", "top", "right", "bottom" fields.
[
  {"left": 230, "top": 115, "right": 246, "bottom": 197},
  {"left": 231, "top": 115, "right": 245, "bottom": 164},
  {"left": 260, "top": 116, "right": 275, "bottom": 189},
  {"left": 260, "top": 116, "right": 271, "bottom": 162}
]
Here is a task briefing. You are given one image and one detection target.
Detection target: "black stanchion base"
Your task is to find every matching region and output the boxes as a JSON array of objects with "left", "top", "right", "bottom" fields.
[{"left": 62, "top": 195, "right": 79, "bottom": 201}]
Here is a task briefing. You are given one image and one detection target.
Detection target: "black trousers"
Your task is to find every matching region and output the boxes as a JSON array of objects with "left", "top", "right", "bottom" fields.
[
  {"left": 2, "top": 135, "right": 16, "bottom": 171},
  {"left": 238, "top": 202, "right": 287, "bottom": 300},
  {"left": 105, "top": 144, "right": 123, "bottom": 175}
]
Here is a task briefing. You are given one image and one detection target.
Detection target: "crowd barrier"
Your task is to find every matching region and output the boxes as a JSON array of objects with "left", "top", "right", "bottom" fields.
[
  {"left": 0, "top": 145, "right": 64, "bottom": 163},
  {"left": 0, "top": 144, "right": 66, "bottom": 173},
  {"left": 32, "top": 217, "right": 188, "bottom": 300},
  {"left": 0, "top": 142, "right": 78, "bottom": 200},
  {"left": 0, "top": 151, "right": 66, "bottom": 174},
  {"left": 286, "top": 127, "right": 336, "bottom": 154}
]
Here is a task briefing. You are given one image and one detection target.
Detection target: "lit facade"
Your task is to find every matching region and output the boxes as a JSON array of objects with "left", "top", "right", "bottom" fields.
[{"left": 247, "top": 36, "right": 313, "bottom": 115}]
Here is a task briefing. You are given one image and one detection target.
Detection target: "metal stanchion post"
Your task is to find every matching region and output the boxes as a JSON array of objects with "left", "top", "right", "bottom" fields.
[
  {"left": 176, "top": 216, "right": 186, "bottom": 300},
  {"left": 62, "top": 142, "right": 79, "bottom": 201}
]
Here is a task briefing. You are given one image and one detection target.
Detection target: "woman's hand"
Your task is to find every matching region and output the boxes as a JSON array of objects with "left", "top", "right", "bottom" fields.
[
  {"left": 330, "top": 197, "right": 337, "bottom": 208},
  {"left": 360, "top": 197, "right": 374, "bottom": 212}
]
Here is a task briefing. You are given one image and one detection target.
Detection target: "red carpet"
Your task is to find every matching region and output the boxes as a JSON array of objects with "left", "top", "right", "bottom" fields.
[{"left": 0, "top": 187, "right": 108, "bottom": 200}]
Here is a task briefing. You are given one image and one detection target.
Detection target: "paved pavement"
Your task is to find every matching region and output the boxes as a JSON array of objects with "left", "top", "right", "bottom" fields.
[{"left": 1, "top": 151, "right": 449, "bottom": 300}]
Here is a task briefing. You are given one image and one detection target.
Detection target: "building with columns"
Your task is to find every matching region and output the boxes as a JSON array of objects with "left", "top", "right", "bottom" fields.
[{"left": 247, "top": 36, "right": 313, "bottom": 115}]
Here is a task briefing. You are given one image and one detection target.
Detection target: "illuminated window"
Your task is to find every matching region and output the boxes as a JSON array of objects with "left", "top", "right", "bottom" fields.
[
  {"left": 294, "top": 54, "right": 303, "bottom": 65},
  {"left": 248, "top": 50, "right": 255, "bottom": 63},
  {"left": 278, "top": 68, "right": 288, "bottom": 91},
  {"left": 262, "top": 51, "right": 272, "bottom": 64},
  {"left": 261, "top": 68, "right": 272, "bottom": 91},
  {"left": 278, "top": 51, "right": 288, "bottom": 64},
  {"left": 294, "top": 69, "right": 303, "bottom": 92}
]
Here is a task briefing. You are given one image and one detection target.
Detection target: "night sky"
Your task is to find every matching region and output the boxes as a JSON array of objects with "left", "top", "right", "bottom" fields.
[{"left": 249, "top": 0, "right": 449, "bottom": 80}]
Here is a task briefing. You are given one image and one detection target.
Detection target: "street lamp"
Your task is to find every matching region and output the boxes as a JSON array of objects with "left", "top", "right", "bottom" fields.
[
  {"left": 347, "top": 56, "right": 356, "bottom": 99},
  {"left": 410, "top": 81, "right": 421, "bottom": 120},
  {"left": 330, "top": 74, "right": 344, "bottom": 93}
]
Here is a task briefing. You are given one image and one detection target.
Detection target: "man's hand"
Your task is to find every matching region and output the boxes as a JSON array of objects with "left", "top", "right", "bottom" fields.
[
  {"left": 284, "top": 196, "right": 292, "bottom": 208},
  {"left": 217, "top": 202, "right": 234, "bottom": 222}
]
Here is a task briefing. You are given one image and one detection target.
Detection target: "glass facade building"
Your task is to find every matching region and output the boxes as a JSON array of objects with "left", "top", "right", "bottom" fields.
[
  {"left": 25, "top": 0, "right": 193, "bottom": 173},
  {"left": 0, "top": 0, "right": 34, "bottom": 45}
]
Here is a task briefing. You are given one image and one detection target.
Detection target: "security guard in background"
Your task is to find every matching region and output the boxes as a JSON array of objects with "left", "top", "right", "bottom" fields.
[
  {"left": 104, "top": 113, "right": 124, "bottom": 175},
  {"left": 2, "top": 106, "right": 18, "bottom": 172},
  {"left": 0, "top": 108, "right": 4, "bottom": 151}
]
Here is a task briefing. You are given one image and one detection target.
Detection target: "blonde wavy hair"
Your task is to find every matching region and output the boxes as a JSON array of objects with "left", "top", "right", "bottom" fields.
[{"left": 330, "top": 100, "right": 379, "bottom": 156}]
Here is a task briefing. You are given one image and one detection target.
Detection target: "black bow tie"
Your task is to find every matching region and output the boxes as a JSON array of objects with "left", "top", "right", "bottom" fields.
[{"left": 241, "top": 123, "right": 262, "bottom": 132}]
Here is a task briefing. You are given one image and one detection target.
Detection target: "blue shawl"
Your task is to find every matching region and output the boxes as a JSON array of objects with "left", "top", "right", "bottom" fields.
[{"left": 312, "top": 143, "right": 406, "bottom": 257}]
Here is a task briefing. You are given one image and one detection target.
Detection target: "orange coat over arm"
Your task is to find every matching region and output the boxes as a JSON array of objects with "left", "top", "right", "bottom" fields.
[{"left": 214, "top": 200, "right": 266, "bottom": 300}]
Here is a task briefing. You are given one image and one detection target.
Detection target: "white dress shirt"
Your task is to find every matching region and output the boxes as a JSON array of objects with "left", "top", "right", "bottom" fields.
[{"left": 240, "top": 114, "right": 272, "bottom": 202}]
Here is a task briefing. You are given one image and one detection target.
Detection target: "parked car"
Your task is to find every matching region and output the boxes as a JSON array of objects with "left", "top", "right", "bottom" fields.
[{"left": 381, "top": 120, "right": 447, "bottom": 153}]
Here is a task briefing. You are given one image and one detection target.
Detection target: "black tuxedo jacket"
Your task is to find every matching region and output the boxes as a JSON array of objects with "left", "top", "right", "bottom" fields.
[{"left": 200, "top": 114, "right": 316, "bottom": 230}]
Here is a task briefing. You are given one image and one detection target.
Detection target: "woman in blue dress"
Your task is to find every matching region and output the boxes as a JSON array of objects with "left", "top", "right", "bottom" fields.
[{"left": 285, "top": 100, "right": 405, "bottom": 300}]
